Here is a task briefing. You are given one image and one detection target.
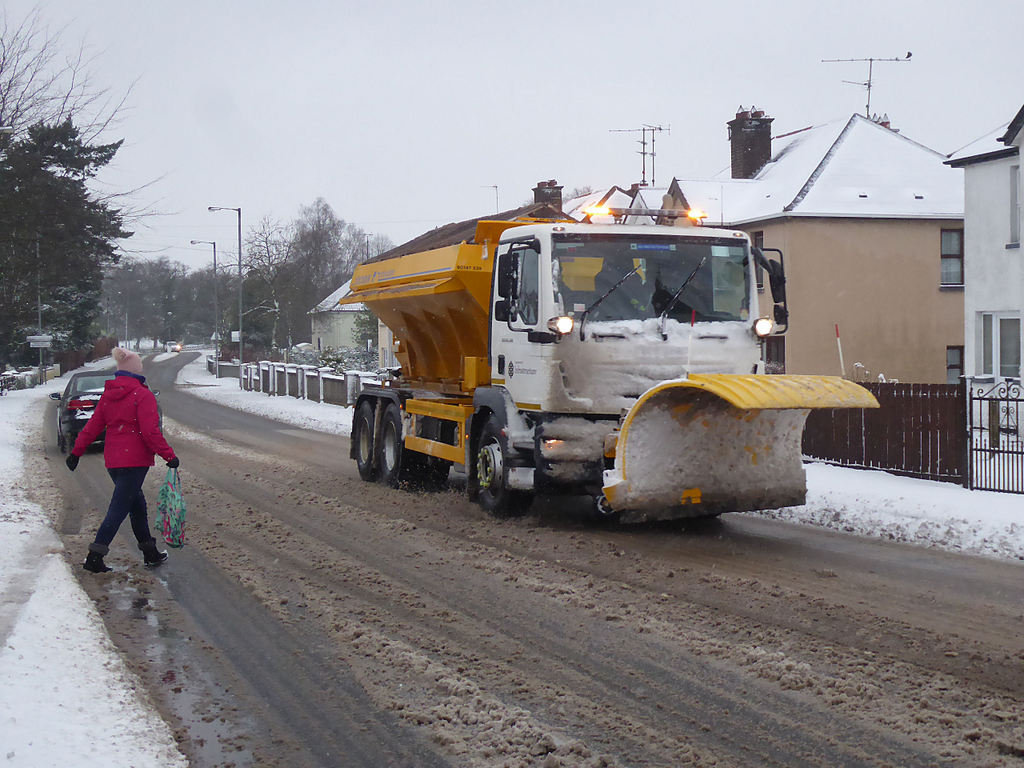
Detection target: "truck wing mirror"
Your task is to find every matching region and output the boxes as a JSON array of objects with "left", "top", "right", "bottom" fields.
[
  {"left": 496, "top": 251, "right": 517, "bottom": 299},
  {"left": 753, "top": 246, "right": 787, "bottom": 303},
  {"left": 766, "top": 260, "right": 786, "bottom": 303},
  {"left": 753, "top": 246, "right": 789, "bottom": 334}
]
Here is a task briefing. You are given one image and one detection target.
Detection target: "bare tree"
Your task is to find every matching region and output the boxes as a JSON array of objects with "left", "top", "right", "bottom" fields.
[
  {"left": 0, "top": 8, "right": 132, "bottom": 141},
  {"left": 244, "top": 217, "right": 297, "bottom": 350}
]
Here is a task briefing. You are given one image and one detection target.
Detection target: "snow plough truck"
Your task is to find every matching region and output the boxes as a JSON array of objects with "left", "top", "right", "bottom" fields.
[{"left": 339, "top": 209, "right": 878, "bottom": 522}]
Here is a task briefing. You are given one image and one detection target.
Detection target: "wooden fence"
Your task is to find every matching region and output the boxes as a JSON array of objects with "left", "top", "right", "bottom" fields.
[{"left": 802, "top": 382, "right": 967, "bottom": 485}]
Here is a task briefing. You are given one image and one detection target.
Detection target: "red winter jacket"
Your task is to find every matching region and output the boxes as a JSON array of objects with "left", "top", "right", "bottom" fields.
[{"left": 71, "top": 372, "right": 177, "bottom": 468}]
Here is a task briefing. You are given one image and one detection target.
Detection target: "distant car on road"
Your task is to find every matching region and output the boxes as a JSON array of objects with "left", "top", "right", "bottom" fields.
[
  {"left": 165, "top": 341, "right": 183, "bottom": 352},
  {"left": 50, "top": 371, "right": 117, "bottom": 453}
]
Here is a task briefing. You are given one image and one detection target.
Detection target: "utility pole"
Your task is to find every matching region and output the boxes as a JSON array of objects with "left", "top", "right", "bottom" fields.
[
  {"left": 37, "top": 239, "right": 43, "bottom": 383},
  {"left": 822, "top": 52, "right": 912, "bottom": 118},
  {"left": 610, "top": 125, "right": 670, "bottom": 186}
]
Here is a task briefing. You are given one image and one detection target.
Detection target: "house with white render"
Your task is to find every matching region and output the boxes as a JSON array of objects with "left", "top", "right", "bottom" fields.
[{"left": 946, "top": 104, "right": 1024, "bottom": 387}]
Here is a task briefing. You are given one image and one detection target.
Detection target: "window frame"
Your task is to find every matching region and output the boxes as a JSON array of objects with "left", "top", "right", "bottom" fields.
[
  {"left": 978, "top": 311, "right": 1022, "bottom": 380},
  {"left": 945, "top": 345, "right": 963, "bottom": 385},
  {"left": 940, "top": 228, "right": 964, "bottom": 287}
]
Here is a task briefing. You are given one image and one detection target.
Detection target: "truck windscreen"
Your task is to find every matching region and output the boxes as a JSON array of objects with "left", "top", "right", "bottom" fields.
[{"left": 552, "top": 233, "right": 750, "bottom": 323}]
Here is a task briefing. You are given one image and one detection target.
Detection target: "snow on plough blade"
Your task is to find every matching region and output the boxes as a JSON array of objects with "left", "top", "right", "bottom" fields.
[{"left": 601, "top": 374, "right": 879, "bottom": 523}]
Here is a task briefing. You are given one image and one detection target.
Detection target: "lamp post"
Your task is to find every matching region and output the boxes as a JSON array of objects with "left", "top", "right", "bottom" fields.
[
  {"left": 208, "top": 206, "right": 243, "bottom": 388},
  {"left": 190, "top": 239, "right": 219, "bottom": 377}
]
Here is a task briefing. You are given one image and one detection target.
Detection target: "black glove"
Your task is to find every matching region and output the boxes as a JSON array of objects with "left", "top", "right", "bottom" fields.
[
  {"left": 65, "top": 454, "right": 79, "bottom": 472},
  {"left": 167, "top": 457, "right": 179, "bottom": 469}
]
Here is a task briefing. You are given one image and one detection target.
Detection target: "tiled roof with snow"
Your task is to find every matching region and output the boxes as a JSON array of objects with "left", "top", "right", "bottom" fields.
[
  {"left": 310, "top": 280, "right": 364, "bottom": 314},
  {"left": 563, "top": 186, "right": 635, "bottom": 224},
  {"left": 676, "top": 114, "right": 963, "bottom": 225}
]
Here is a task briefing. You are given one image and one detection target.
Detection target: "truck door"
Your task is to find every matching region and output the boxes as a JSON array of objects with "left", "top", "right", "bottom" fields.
[{"left": 493, "top": 239, "right": 550, "bottom": 407}]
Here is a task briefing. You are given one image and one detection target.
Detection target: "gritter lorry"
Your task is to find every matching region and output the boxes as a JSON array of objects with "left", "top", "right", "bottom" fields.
[{"left": 339, "top": 209, "right": 877, "bottom": 522}]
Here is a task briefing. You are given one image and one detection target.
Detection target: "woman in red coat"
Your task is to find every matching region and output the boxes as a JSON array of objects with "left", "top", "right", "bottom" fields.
[{"left": 65, "top": 347, "right": 179, "bottom": 573}]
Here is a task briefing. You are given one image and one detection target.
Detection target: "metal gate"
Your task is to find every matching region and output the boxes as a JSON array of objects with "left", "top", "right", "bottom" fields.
[{"left": 968, "top": 380, "right": 1024, "bottom": 493}]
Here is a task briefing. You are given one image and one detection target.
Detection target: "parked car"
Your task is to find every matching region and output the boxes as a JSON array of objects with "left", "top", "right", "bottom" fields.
[
  {"left": 50, "top": 371, "right": 163, "bottom": 453},
  {"left": 51, "top": 371, "right": 116, "bottom": 453}
]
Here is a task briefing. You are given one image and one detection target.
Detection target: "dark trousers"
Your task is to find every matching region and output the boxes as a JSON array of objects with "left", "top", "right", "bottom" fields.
[{"left": 89, "top": 467, "right": 155, "bottom": 555}]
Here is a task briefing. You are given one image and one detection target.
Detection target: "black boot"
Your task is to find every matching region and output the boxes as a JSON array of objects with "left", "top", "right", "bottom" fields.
[
  {"left": 83, "top": 551, "right": 112, "bottom": 573},
  {"left": 139, "top": 540, "right": 168, "bottom": 567}
]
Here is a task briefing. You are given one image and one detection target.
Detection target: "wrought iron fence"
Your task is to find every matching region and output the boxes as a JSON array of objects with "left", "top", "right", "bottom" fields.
[{"left": 968, "top": 380, "right": 1024, "bottom": 494}]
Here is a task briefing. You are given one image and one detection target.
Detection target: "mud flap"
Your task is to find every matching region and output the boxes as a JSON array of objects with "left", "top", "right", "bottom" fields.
[{"left": 601, "top": 374, "right": 879, "bottom": 523}]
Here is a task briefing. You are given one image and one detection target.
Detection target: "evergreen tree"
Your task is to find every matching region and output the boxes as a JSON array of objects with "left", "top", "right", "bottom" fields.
[{"left": 0, "top": 120, "right": 129, "bottom": 365}]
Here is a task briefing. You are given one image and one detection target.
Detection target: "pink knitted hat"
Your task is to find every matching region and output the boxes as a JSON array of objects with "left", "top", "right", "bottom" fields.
[{"left": 111, "top": 347, "right": 144, "bottom": 375}]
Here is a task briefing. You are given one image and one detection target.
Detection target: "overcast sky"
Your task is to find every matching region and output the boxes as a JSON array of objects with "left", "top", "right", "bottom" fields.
[{"left": 6, "top": 0, "right": 1023, "bottom": 273}]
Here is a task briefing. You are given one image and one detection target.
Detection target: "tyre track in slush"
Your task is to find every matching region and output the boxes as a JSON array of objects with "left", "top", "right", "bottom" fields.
[
  {"left": 149, "top": 356, "right": 1024, "bottom": 765},
  {"left": 177, "top": 414, "right": 1024, "bottom": 705},
  {"left": 172, "top": 422, "right": 956, "bottom": 768}
]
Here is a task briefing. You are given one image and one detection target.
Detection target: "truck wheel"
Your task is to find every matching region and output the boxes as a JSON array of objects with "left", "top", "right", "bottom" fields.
[
  {"left": 476, "top": 416, "right": 532, "bottom": 516},
  {"left": 379, "top": 403, "right": 412, "bottom": 488},
  {"left": 353, "top": 400, "right": 378, "bottom": 481}
]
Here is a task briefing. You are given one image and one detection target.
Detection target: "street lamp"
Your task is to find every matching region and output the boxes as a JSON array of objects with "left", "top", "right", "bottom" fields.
[
  {"left": 208, "top": 206, "right": 243, "bottom": 388},
  {"left": 190, "top": 239, "right": 219, "bottom": 376}
]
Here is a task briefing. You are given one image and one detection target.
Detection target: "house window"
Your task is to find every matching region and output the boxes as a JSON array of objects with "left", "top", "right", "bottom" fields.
[
  {"left": 1011, "top": 164, "right": 1021, "bottom": 245},
  {"left": 765, "top": 336, "right": 785, "bottom": 374},
  {"left": 982, "top": 314, "right": 993, "bottom": 375},
  {"left": 979, "top": 312, "right": 1022, "bottom": 379},
  {"left": 999, "top": 317, "right": 1021, "bottom": 379},
  {"left": 940, "top": 229, "right": 963, "bottom": 286},
  {"left": 945, "top": 345, "right": 963, "bottom": 384}
]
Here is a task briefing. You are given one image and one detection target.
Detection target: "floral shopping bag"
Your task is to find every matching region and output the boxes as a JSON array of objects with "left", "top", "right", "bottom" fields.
[{"left": 155, "top": 468, "right": 187, "bottom": 547}]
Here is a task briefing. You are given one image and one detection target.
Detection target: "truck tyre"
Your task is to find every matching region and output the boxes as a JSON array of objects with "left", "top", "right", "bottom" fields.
[
  {"left": 379, "top": 403, "right": 413, "bottom": 488},
  {"left": 476, "top": 415, "right": 532, "bottom": 516},
  {"left": 353, "top": 400, "right": 378, "bottom": 481}
]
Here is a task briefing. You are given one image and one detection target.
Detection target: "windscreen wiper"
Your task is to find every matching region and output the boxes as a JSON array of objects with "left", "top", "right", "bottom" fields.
[
  {"left": 577, "top": 264, "right": 641, "bottom": 340},
  {"left": 658, "top": 255, "right": 707, "bottom": 340}
]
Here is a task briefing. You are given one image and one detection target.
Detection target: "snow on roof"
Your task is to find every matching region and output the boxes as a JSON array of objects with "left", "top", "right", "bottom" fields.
[
  {"left": 946, "top": 122, "right": 1011, "bottom": 164},
  {"left": 677, "top": 114, "right": 963, "bottom": 225},
  {"left": 310, "top": 280, "right": 364, "bottom": 314},
  {"left": 562, "top": 186, "right": 634, "bottom": 223}
]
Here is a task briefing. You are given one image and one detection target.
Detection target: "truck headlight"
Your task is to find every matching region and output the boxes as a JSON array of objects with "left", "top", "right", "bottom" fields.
[
  {"left": 548, "top": 316, "right": 574, "bottom": 336},
  {"left": 754, "top": 317, "right": 774, "bottom": 338}
]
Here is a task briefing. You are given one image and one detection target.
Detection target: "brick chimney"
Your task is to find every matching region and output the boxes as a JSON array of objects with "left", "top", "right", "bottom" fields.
[
  {"left": 532, "top": 179, "right": 563, "bottom": 208},
  {"left": 727, "top": 106, "right": 774, "bottom": 179}
]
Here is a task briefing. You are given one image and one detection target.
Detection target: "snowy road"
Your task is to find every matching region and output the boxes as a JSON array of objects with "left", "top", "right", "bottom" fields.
[{"left": 31, "top": 352, "right": 1024, "bottom": 766}]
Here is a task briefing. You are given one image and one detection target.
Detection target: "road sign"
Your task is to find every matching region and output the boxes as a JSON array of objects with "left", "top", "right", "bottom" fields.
[{"left": 27, "top": 334, "right": 52, "bottom": 348}]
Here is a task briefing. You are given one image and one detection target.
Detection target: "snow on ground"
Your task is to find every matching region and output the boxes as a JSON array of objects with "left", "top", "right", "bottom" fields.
[
  {"left": 0, "top": 350, "right": 1020, "bottom": 766},
  {"left": 0, "top": 363, "right": 186, "bottom": 768},
  {"left": 176, "top": 355, "right": 352, "bottom": 435}
]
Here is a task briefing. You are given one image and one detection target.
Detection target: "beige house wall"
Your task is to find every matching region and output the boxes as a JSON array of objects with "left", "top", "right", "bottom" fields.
[
  {"left": 311, "top": 311, "right": 360, "bottom": 351},
  {"left": 752, "top": 217, "right": 964, "bottom": 383}
]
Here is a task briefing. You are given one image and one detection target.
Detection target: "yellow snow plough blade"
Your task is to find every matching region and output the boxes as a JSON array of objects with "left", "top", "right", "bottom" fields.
[{"left": 601, "top": 374, "right": 879, "bottom": 523}]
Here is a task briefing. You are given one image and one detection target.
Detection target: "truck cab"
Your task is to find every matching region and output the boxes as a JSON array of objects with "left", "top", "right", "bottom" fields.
[{"left": 490, "top": 222, "right": 776, "bottom": 417}]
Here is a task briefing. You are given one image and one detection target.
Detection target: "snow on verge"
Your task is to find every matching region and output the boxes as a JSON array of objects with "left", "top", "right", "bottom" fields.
[
  {"left": 0, "top": 381, "right": 187, "bottom": 768},
  {"left": 176, "top": 352, "right": 352, "bottom": 435},
  {"left": 756, "top": 462, "right": 1024, "bottom": 561}
]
